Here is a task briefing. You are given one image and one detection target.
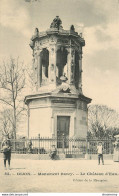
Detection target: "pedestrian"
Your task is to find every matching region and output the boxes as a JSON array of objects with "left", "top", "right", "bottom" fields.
[
  {"left": 49, "top": 145, "right": 57, "bottom": 160},
  {"left": 27, "top": 139, "right": 32, "bottom": 154},
  {"left": 113, "top": 135, "right": 119, "bottom": 162},
  {"left": 97, "top": 141, "right": 104, "bottom": 165},
  {"left": 1, "top": 134, "right": 12, "bottom": 170}
]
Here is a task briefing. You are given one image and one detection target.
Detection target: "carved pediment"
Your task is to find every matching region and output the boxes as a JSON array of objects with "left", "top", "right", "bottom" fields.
[
  {"left": 59, "top": 86, "right": 71, "bottom": 93},
  {"left": 52, "top": 83, "right": 78, "bottom": 95}
]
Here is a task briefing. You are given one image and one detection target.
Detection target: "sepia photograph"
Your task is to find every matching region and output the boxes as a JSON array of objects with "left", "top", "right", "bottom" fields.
[{"left": 0, "top": 0, "right": 119, "bottom": 194}]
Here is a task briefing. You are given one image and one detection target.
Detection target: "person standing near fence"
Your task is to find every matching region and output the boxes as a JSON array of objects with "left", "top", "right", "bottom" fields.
[
  {"left": 27, "top": 139, "right": 32, "bottom": 153},
  {"left": 97, "top": 142, "right": 104, "bottom": 165},
  {"left": 1, "top": 134, "right": 12, "bottom": 170}
]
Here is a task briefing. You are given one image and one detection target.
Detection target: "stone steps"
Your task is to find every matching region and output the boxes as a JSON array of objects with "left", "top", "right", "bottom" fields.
[
  {"left": 0, "top": 152, "right": 85, "bottom": 160},
  {"left": 38, "top": 153, "right": 84, "bottom": 160},
  {"left": 39, "top": 153, "right": 65, "bottom": 160},
  {"left": 65, "top": 154, "right": 85, "bottom": 158}
]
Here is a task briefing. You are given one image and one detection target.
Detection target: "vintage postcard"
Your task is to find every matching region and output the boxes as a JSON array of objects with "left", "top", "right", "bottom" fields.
[{"left": 0, "top": 0, "right": 119, "bottom": 195}]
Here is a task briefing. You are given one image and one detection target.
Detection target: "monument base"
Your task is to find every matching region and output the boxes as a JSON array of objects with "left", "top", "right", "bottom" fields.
[{"left": 25, "top": 89, "right": 91, "bottom": 139}]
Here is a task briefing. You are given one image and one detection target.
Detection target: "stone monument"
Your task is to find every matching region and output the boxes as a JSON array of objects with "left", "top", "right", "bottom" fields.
[{"left": 24, "top": 16, "right": 92, "bottom": 141}]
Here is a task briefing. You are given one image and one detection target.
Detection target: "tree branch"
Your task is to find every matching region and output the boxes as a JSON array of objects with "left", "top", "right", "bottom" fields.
[{"left": 0, "top": 99, "right": 13, "bottom": 107}]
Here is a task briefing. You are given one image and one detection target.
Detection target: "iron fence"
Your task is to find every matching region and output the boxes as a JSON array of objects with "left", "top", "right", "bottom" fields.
[
  {"left": 87, "top": 137, "right": 115, "bottom": 154},
  {"left": 0, "top": 136, "right": 115, "bottom": 155}
]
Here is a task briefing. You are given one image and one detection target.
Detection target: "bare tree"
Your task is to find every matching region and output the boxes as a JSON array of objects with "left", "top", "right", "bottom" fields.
[
  {"left": 0, "top": 108, "right": 13, "bottom": 138},
  {"left": 88, "top": 105, "right": 119, "bottom": 138},
  {"left": 25, "top": 62, "right": 36, "bottom": 92},
  {"left": 0, "top": 57, "right": 25, "bottom": 139}
]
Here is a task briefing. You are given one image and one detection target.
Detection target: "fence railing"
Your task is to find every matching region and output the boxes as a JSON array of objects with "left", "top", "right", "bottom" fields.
[
  {"left": 87, "top": 137, "right": 115, "bottom": 154},
  {"left": 0, "top": 136, "right": 115, "bottom": 155}
]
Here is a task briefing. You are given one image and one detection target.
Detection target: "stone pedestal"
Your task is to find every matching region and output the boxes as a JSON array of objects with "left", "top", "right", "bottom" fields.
[{"left": 25, "top": 84, "right": 91, "bottom": 139}]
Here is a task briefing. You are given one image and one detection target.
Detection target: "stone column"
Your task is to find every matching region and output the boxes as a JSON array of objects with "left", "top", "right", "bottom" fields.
[
  {"left": 78, "top": 52, "right": 83, "bottom": 92},
  {"left": 27, "top": 104, "right": 30, "bottom": 138},
  {"left": 49, "top": 46, "right": 57, "bottom": 84},
  {"left": 67, "top": 47, "right": 75, "bottom": 85},
  {"left": 66, "top": 48, "right": 70, "bottom": 84},
  {"left": 69, "top": 114, "right": 75, "bottom": 138},
  {"left": 51, "top": 117, "right": 55, "bottom": 137},
  {"left": 32, "top": 55, "right": 37, "bottom": 88},
  {"left": 37, "top": 49, "right": 42, "bottom": 89}
]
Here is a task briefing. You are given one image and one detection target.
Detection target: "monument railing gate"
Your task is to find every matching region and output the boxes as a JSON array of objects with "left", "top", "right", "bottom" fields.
[{"left": 0, "top": 135, "right": 115, "bottom": 156}]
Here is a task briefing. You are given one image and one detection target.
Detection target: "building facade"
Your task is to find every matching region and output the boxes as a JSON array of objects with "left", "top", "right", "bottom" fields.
[{"left": 24, "top": 16, "right": 91, "bottom": 140}]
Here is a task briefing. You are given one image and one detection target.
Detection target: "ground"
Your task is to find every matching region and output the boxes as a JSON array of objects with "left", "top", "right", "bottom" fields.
[{"left": 0, "top": 157, "right": 119, "bottom": 193}]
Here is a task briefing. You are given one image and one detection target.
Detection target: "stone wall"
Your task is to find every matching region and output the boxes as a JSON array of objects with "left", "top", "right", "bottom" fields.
[{"left": 29, "top": 107, "right": 52, "bottom": 138}]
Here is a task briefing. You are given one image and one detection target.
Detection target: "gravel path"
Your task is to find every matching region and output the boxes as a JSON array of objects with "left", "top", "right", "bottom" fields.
[{"left": 0, "top": 158, "right": 119, "bottom": 193}]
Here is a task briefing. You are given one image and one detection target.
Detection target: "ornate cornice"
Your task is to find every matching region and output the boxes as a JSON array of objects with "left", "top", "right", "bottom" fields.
[
  {"left": 79, "top": 94, "right": 92, "bottom": 104},
  {"left": 30, "top": 30, "right": 85, "bottom": 49},
  {"left": 24, "top": 89, "right": 91, "bottom": 105}
]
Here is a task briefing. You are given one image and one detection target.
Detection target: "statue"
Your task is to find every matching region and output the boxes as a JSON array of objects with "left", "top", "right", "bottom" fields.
[
  {"left": 70, "top": 25, "right": 75, "bottom": 31},
  {"left": 60, "top": 73, "right": 68, "bottom": 82},
  {"left": 50, "top": 16, "right": 63, "bottom": 30},
  {"left": 34, "top": 28, "right": 39, "bottom": 36}
]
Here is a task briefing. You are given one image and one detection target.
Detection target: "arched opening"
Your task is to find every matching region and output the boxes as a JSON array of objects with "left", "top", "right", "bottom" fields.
[
  {"left": 56, "top": 47, "right": 68, "bottom": 79},
  {"left": 40, "top": 48, "right": 49, "bottom": 85},
  {"left": 74, "top": 51, "right": 79, "bottom": 89}
]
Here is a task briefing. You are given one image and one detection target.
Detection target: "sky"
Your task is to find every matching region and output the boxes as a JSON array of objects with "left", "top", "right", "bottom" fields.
[{"left": 0, "top": 0, "right": 119, "bottom": 112}]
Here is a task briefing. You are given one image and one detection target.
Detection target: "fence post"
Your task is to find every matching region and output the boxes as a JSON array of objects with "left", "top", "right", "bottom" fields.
[
  {"left": 109, "top": 139, "right": 112, "bottom": 154},
  {"left": 62, "top": 133, "right": 65, "bottom": 154},
  {"left": 85, "top": 136, "right": 89, "bottom": 159},
  {"left": 14, "top": 139, "right": 16, "bottom": 153},
  {"left": 38, "top": 134, "right": 40, "bottom": 154},
  {"left": 86, "top": 136, "right": 89, "bottom": 154}
]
